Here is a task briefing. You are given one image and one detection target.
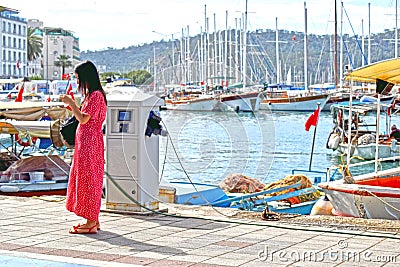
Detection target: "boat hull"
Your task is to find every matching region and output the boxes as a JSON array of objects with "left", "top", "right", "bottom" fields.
[
  {"left": 0, "top": 181, "right": 68, "bottom": 197},
  {"left": 165, "top": 98, "right": 228, "bottom": 111},
  {"left": 219, "top": 91, "right": 262, "bottom": 112},
  {"left": 260, "top": 94, "right": 329, "bottom": 111},
  {"left": 336, "top": 143, "right": 398, "bottom": 160},
  {"left": 319, "top": 168, "right": 400, "bottom": 220}
]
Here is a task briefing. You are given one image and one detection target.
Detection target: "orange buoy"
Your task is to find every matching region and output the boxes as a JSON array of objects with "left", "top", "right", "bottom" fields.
[{"left": 310, "top": 195, "right": 333, "bottom": 216}]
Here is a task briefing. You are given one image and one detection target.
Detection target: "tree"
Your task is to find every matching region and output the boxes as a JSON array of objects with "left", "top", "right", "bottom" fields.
[
  {"left": 27, "top": 27, "right": 43, "bottom": 62},
  {"left": 54, "top": 55, "right": 73, "bottom": 77}
]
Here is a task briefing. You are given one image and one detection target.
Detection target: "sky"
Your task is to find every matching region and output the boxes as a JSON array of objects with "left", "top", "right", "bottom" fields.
[{"left": 3, "top": 0, "right": 398, "bottom": 51}]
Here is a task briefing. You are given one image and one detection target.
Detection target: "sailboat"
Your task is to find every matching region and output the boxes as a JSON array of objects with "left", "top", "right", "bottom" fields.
[
  {"left": 319, "top": 58, "right": 400, "bottom": 220},
  {"left": 260, "top": 8, "right": 331, "bottom": 112}
]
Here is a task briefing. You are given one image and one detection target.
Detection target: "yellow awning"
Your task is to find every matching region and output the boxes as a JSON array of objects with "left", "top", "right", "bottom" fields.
[{"left": 345, "top": 58, "right": 400, "bottom": 84}]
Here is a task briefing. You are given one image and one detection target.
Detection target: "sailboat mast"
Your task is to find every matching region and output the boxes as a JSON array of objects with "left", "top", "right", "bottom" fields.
[
  {"left": 368, "top": 3, "right": 371, "bottom": 64},
  {"left": 394, "top": 0, "right": 399, "bottom": 58},
  {"left": 334, "top": 0, "right": 338, "bottom": 88},
  {"left": 242, "top": 0, "right": 248, "bottom": 90},
  {"left": 275, "top": 17, "right": 279, "bottom": 84},
  {"left": 304, "top": 2, "right": 308, "bottom": 91}
]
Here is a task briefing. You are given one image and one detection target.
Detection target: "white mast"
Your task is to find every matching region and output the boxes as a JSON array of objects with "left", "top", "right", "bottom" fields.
[
  {"left": 368, "top": 3, "right": 371, "bottom": 65},
  {"left": 225, "top": 10, "right": 228, "bottom": 88},
  {"left": 242, "top": 0, "right": 248, "bottom": 90},
  {"left": 275, "top": 17, "right": 279, "bottom": 84},
  {"left": 304, "top": 2, "right": 308, "bottom": 91}
]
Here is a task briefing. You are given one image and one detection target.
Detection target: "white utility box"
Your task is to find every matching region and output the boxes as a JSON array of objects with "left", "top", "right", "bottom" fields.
[{"left": 105, "top": 88, "right": 164, "bottom": 212}]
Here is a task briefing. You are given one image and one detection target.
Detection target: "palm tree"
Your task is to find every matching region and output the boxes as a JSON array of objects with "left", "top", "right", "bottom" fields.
[
  {"left": 54, "top": 55, "right": 73, "bottom": 77},
  {"left": 27, "top": 27, "right": 43, "bottom": 62}
]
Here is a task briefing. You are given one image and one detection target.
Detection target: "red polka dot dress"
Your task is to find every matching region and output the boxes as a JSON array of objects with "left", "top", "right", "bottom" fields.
[{"left": 66, "top": 91, "right": 107, "bottom": 222}]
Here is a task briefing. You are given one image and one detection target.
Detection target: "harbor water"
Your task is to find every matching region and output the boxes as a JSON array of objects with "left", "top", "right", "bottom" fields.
[{"left": 159, "top": 109, "right": 400, "bottom": 185}]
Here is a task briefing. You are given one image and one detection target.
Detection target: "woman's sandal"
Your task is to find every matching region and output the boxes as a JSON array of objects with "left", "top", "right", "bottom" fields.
[
  {"left": 69, "top": 224, "right": 98, "bottom": 234},
  {"left": 73, "top": 222, "right": 101, "bottom": 230}
]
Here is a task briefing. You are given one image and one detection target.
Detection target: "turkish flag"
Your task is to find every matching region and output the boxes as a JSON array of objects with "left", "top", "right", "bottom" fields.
[
  {"left": 15, "top": 84, "right": 24, "bottom": 102},
  {"left": 66, "top": 83, "right": 75, "bottom": 100},
  {"left": 305, "top": 107, "right": 320, "bottom": 131},
  {"left": 65, "top": 83, "right": 75, "bottom": 110}
]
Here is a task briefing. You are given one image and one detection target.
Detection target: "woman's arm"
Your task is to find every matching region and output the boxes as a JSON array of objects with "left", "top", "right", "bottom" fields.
[{"left": 60, "top": 95, "right": 91, "bottom": 125}]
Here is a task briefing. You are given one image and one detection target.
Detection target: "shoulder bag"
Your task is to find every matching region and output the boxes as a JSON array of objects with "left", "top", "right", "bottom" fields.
[{"left": 60, "top": 116, "right": 79, "bottom": 146}]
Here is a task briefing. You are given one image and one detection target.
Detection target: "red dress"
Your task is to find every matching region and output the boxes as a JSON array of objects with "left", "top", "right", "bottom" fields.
[{"left": 66, "top": 91, "right": 107, "bottom": 221}]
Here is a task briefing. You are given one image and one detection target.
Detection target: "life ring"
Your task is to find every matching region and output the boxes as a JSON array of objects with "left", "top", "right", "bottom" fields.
[{"left": 15, "top": 134, "right": 37, "bottom": 147}]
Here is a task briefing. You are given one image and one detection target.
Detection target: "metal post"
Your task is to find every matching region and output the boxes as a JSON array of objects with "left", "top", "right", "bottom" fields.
[{"left": 309, "top": 102, "right": 321, "bottom": 171}]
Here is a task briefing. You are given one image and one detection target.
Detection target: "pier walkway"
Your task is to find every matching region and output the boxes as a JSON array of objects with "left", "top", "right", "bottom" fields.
[{"left": 0, "top": 196, "right": 399, "bottom": 266}]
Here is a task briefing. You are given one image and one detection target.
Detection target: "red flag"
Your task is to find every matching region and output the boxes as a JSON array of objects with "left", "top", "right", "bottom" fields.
[
  {"left": 66, "top": 83, "right": 75, "bottom": 100},
  {"left": 15, "top": 84, "right": 24, "bottom": 102},
  {"left": 305, "top": 107, "right": 320, "bottom": 131},
  {"left": 65, "top": 83, "right": 75, "bottom": 110},
  {"left": 46, "top": 95, "right": 51, "bottom": 102},
  {"left": 16, "top": 60, "right": 20, "bottom": 69}
]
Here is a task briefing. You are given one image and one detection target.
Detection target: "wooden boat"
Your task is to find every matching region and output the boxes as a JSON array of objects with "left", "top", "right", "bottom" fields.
[
  {"left": 320, "top": 58, "right": 400, "bottom": 220},
  {"left": 163, "top": 87, "right": 229, "bottom": 111},
  {"left": 167, "top": 171, "right": 324, "bottom": 215},
  {"left": 0, "top": 155, "right": 70, "bottom": 197},
  {"left": 166, "top": 181, "right": 231, "bottom": 207},
  {"left": 218, "top": 90, "right": 263, "bottom": 112},
  {"left": 260, "top": 84, "right": 330, "bottom": 111},
  {"left": 318, "top": 167, "right": 400, "bottom": 219},
  {"left": 164, "top": 95, "right": 228, "bottom": 111},
  {"left": 0, "top": 102, "right": 71, "bottom": 197}
]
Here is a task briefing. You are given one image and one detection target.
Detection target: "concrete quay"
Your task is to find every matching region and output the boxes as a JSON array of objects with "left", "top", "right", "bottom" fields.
[{"left": 0, "top": 195, "right": 399, "bottom": 267}]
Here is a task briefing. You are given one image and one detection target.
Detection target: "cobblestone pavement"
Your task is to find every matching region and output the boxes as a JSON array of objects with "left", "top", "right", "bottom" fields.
[{"left": 0, "top": 196, "right": 399, "bottom": 267}]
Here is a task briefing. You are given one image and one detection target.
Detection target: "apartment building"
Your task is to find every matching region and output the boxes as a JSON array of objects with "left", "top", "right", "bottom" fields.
[
  {"left": 0, "top": 6, "right": 27, "bottom": 78},
  {"left": 0, "top": 6, "right": 80, "bottom": 80},
  {"left": 42, "top": 27, "right": 80, "bottom": 80}
]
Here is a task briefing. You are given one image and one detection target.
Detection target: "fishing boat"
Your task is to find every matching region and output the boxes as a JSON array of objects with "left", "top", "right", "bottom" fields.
[
  {"left": 259, "top": 84, "right": 330, "bottom": 111},
  {"left": 0, "top": 101, "right": 71, "bottom": 197},
  {"left": 318, "top": 167, "right": 400, "bottom": 220},
  {"left": 326, "top": 101, "right": 400, "bottom": 160},
  {"left": 320, "top": 57, "right": 400, "bottom": 219},
  {"left": 165, "top": 171, "right": 324, "bottom": 215},
  {"left": 0, "top": 155, "right": 70, "bottom": 197}
]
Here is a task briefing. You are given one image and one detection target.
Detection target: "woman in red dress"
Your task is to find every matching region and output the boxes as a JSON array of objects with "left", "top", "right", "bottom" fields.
[{"left": 61, "top": 60, "right": 107, "bottom": 234}]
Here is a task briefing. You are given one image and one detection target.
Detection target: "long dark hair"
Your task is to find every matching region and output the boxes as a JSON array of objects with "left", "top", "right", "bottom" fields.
[{"left": 75, "top": 60, "right": 107, "bottom": 104}]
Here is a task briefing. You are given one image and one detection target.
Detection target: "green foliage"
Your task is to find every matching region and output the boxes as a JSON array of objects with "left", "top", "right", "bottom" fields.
[
  {"left": 27, "top": 27, "right": 43, "bottom": 62},
  {"left": 128, "top": 70, "right": 152, "bottom": 85},
  {"left": 54, "top": 55, "right": 73, "bottom": 76},
  {"left": 29, "top": 75, "right": 43, "bottom": 80},
  {"left": 99, "top": 70, "right": 152, "bottom": 85}
]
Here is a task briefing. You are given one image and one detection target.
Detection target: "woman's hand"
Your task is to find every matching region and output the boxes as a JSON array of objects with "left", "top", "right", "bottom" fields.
[{"left": 60, "top": 95, "right": 74, "bottom": 106}]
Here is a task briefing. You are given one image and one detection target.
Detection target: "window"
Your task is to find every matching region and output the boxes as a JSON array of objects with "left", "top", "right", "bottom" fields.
[
  {"left": 18, "top": 39, "right": 21, "bottom": 49},
  {"left": 18, "top": 25, "right": 21, "bottom": 35},
  {"left": 13, "top": 38, "right": 16, "bottom": 48},
  {"left": 2, "top": 22, "right": 5, "bottom": 31},
  {"left": 13, "top": 24, "right": 16, "bottom": 34},
  {"left": 2, "top": 36, "right": 5, "bottom": 46}
]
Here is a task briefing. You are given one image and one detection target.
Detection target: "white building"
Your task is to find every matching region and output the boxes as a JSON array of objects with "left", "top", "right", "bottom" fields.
[
  {"left": 0, "top": 6, "right": 27, "bottom": 78},
  {"left": 42, "top": 27, "right": 80, "bottom": 80}
]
